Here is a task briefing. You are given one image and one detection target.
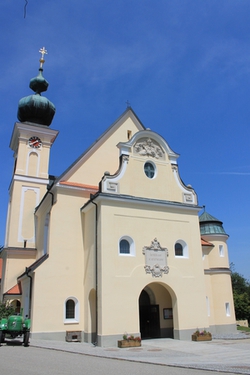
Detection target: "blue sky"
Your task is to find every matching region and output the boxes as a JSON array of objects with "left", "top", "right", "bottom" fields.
[{"left": 0, "top": 1, "right": 250, "bottom": 279}]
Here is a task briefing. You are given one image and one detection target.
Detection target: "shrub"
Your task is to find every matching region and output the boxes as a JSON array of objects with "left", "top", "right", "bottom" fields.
[{"left": 0, "top": 301, "right": 15, "bottom": 320}]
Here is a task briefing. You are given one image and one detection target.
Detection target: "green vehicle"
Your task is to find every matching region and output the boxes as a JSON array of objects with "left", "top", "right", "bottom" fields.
[{"left": 0, "top": 315, "right": 31, "bottom": 347}]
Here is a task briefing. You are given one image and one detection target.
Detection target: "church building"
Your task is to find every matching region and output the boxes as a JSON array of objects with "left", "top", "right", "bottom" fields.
[{"left": 0, "top": 50, "right": 236, "bottom": 346}]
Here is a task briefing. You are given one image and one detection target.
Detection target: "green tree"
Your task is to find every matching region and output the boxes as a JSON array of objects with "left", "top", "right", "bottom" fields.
[
  {"left": 230, "top": 264, "right": 250, "bottom": 322},
  {"left": 233, "top": 292, "right": 250, "bottom": 320},
  {"left": 0, "top": 301, "right": 15, "bottom": 320}
]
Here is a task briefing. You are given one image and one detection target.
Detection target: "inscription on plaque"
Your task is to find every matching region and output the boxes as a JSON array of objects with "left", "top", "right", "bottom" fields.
[{"left": 142, "top": 238, "right": 169, "bottom": 277}]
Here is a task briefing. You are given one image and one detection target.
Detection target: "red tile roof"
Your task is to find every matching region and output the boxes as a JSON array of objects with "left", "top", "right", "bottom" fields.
[
  {"left": 60, "top": 181, "right": 98, "bottom": 191},
  {"left": 5, "top": 283, "right": 22, "bottom": 295},
  {"left": 201, "top": 237, "right": 214, "bottom": 246}
]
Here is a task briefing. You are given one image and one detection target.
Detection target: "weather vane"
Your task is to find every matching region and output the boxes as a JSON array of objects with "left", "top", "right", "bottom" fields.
[{"left": 39, "top": 47, "right": 48, "bottom": 69}]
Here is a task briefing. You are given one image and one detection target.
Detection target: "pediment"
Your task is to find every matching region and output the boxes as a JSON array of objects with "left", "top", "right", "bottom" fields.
[{"left": 117, "top": 130, "right": 179, "bottom": 164}]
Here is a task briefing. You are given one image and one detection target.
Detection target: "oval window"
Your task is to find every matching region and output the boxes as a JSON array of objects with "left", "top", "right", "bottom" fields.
[{"left": 144, "top": 162, "right": 155, "bottom": 179}]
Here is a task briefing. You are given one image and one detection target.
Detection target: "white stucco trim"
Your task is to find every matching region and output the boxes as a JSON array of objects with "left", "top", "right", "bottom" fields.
[
  {"left": 101, "top": 155, "right": 129, "bottom": 193},
  {"left": 13, "top": 175, "right": 49, "bottom": 185},
  {"left": 172, "top": 165, "right": 197, "bottom": 204},
  {"left": 25, "top": 150, "right": 41, "bottom": 177},
  {"left": 18, "top": 186, "right": 40, "bottom": 243},
  {"left": 82, "top": 193, "right": 201, "bottom": 215}
]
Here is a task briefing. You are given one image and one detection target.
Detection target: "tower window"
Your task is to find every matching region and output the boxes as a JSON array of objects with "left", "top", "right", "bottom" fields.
[
  {"left": 225, "top": 302, "right": 230, "bottom": 316},
  {"left": 219, "top": 245, "right": 224, "bottom": 257}
]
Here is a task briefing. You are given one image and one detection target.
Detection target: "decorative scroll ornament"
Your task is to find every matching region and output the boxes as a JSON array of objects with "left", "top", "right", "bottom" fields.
[
  {"left": 134, "top": 138, "right": 164, "bottom": 159},
  {"left": 143, "top": 238, "right": 169, "bottom": 277}
]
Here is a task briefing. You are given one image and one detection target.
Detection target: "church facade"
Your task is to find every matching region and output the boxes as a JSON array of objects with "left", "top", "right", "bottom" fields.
[{"left": 0, "top": 52, "right": 236, "bottom": 346}]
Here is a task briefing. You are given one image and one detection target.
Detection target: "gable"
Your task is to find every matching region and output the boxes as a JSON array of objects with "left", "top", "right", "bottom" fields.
[
  {"left": 101, "top": 130, "right": 198, "bottom": 205},
  {"left": 57, "top": 108, "right": 145, "bottom": 189}
]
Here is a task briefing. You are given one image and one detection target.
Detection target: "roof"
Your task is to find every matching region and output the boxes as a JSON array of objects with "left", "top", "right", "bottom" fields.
[
  {"left": 199, "top": 211, "right": 222, "bottom": 223},
  {"left": 18, "top": 253, "right": 49, "bottom": 279},
  {"left": 60, "top": 181, "right": 98, "bottom": 191},
  {"left": 4, "top": 283, "right": 22, "bottom": 295},
  {"left": 35, "top": 107, "right": 145, "bottom": 214},
  {"left": 201, "top": 237, "right": 214, "bottom": 247},
  {"left": 199, "top": 211, "right": 227, "bottom": 236},
  {"left": 56, "top": 107, "right": 145, "bottom": 183}
]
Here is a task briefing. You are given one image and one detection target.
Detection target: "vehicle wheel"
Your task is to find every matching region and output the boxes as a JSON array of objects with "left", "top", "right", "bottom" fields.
[
  {"left": 23, "top": 331, "right": 30, "bottom": 347},
  {"left": 0, "top": 331, "right": 5, "bottom": 345}
]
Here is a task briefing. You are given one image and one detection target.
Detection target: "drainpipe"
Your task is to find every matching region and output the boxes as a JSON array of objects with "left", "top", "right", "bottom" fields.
[
  {"left": 90, "top": 195, "right": 98, "bottom": 346},
  {"left": 48, "top": 191, "right": 54, "bottom": 206},
  {"left": 25, "top": 267, "right": 32, "bottom": 319}
]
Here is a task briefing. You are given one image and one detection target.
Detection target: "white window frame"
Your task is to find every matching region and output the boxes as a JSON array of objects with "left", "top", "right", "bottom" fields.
[
  {"left": 64, "top": 297, "right": 79, "bottom": 324},
  {"left": 219, "top": 244, "right": 224, "bottom": 257},
  {"left": 118, "top": 236, "right": 135, "bottom": 256},
  {"left": 174, "top": 240, "right": 188, "bottom": 258},
  {"left": 225, "top": 302, "right": 230, "bottom": 317}
]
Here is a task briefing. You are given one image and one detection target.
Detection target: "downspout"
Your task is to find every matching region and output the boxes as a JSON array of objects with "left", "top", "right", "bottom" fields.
[
  {"left": 90, "top": 195, "right": 98, "bottom": 346},
  {"left": 25, "top": 267, "right": 32, "bottom": 319},
  {"left": 48, "top": 191, "right": 54, "bottom": 206}
]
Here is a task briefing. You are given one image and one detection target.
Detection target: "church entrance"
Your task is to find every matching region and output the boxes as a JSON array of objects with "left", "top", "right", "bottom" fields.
[{"left": 139, "top": 284, "right": 174, "bottom": 339}]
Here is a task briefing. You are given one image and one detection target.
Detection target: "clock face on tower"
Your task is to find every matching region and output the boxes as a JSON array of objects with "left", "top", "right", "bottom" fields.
[{"left": 28, "top": 136, "right": 42, "bottom": 149}]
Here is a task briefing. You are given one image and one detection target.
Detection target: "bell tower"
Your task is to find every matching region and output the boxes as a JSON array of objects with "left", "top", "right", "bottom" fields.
[{"left": 1, "top": 48, "right": 58, "bottom": 296}]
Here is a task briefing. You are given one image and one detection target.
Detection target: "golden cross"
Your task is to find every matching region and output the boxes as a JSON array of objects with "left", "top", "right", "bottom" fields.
[{"left": 39, "top": 47, "right": 48, "bottom": 68}]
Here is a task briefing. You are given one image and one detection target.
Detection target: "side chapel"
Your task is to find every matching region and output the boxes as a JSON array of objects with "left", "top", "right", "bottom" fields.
[{"left": 0, "top": 50, "right": 236, "bottom": 346}]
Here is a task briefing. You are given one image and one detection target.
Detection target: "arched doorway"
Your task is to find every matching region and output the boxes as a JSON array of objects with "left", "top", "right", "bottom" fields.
[
  {"left": 139, "top": 283, "right": 173, "bottom": 339},
  {"left": 11, "top": 299, "right": 21, "bottom": 314}
]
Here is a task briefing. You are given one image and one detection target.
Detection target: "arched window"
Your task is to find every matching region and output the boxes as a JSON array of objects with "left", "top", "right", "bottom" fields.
[
  {"left": 118, "top": 236, "right": 135, "bottom": 256},
  {"left": 64, "top": 297, "right": 79, "bottom": 323},
  {"left": 175, "top": 243, "right": 183, "bottom": 256},
  {"left": 174, "top": 240, "right": 188, "bottom": 258},
  {"left": 120, "top": 239, "right": 130, "bottom": 254},
  {"left": 66, "top": 299, "right": 75, "bottom": 319},
  {"left": 144, "top": 162, "right": 155, "bottom": 179}
]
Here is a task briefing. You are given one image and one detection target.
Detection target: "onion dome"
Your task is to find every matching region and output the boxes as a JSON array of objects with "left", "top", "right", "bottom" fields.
[
  {"left": 199, "top": 211, "right": 227, "bottom": 235},
  {"left": 17, "top": 47, "right": 56, "bottom": 126}
]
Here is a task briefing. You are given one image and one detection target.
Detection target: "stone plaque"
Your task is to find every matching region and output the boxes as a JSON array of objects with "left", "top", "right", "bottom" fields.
[{"left": 142, "top": 238, "right": 169, "bottom": 277}]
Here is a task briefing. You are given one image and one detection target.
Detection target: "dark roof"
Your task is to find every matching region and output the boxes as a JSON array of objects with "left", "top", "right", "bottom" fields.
[
  {"left": 18, "top": 253, "right": 49, "bottom": 279},
  {"left": 199, "top": 211, "right": 227, "bottom": 236}
]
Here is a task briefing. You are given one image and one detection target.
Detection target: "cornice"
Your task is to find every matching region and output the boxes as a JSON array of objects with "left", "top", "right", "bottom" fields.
[
  {"left": 2, "top": 247, "right": 37, "bottom": 257},
  {"left": 81, "top": 192, "right": 201, "bottom": 214},
  {"left": 204, "top": 268, "right": 231, "bottom": 275},
  {"left": 13, "top": 174, "right": 49, "bottom": 185}
]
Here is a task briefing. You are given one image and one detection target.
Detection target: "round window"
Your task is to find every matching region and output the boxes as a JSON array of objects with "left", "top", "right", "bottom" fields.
[{"left": 144, "top": 162, "right": 155, "bottom": 179}]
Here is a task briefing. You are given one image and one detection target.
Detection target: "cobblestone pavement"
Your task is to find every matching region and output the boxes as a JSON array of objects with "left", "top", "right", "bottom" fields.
[{"left": 28, "top": 333, "right": 250, "bottom": 374}]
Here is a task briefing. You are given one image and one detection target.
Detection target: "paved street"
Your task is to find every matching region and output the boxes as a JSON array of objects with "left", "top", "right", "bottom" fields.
[
  {"left": 0, "top": 344, "right": 232, "bottom": 375},
  {"left": 1, "top": 336, "right": 250, "bottom": 375}
]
